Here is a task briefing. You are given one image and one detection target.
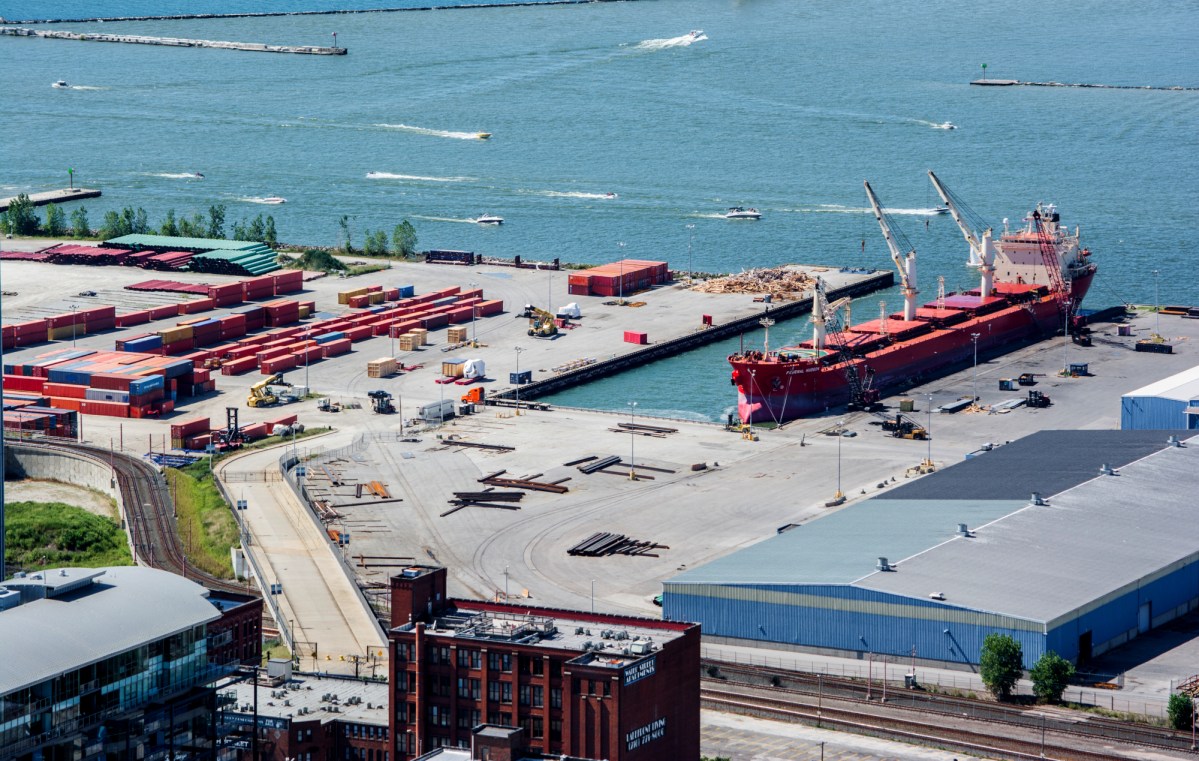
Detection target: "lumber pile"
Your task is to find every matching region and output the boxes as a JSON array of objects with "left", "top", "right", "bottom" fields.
[{"left": 691, "top": 266, "right": 814, "bottom": 300}]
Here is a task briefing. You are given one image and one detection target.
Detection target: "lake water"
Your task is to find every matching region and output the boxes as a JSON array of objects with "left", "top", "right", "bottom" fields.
[{"left": 4, "top": 0, "right": 1196, "bottom": 420}]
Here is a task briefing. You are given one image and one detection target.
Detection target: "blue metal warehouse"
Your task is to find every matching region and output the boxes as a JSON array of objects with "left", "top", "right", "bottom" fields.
[
  {"left": 1121, "top": 365, "right": 1199, "bottom": 429},
  {"left": 664, "top": 430, "right": 1198, "bottom": 668}
]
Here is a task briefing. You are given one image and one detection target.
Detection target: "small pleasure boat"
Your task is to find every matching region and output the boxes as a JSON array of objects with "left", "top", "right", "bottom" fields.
[
  {"left": 260, "top": 197, "right": 286, "bottom": 205},
  {"left": 475, "top": 214, "right": 504, "bottom": 225},
  {"left": 52, "top": 80, "right": 69, "bottom": 89},
  {"left": 605, "top": 192, "right": 618, "bottom": 199},
  {"left": 725, "top": 206, "right": 761, "bottom": 220},
  {"left": 476, "top": 132, "right": 492, "bottom": 140},
  {"left": 931, "top": 206, "right": 950, "bottom": 215}
]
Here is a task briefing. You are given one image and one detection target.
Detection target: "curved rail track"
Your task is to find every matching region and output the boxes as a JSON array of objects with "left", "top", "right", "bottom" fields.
[
  {"left": 703, "top": 660, "right": 1194, "bottom": 760},
  {"left": 11, "top": 439, "right": 253, "bottom": 596}
]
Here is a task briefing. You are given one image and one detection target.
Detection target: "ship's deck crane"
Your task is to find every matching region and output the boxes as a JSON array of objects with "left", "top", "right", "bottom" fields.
[
  {"left": 816, "top": 278, "right": 881, "bottom": 412},
  {"left": 864, "top": 180, "right": 918, "bottom": 321},
  {"left": 1029, "top": 206, "right": 1074, "bottom": 321},
  {"left": 928, "top": 170, "right": 997, "bottom": 296}
]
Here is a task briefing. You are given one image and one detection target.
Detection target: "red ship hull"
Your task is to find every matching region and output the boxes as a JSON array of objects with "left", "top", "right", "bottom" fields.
[{"left": 731, "top": 288, "right": 1069, "bottom": 424}]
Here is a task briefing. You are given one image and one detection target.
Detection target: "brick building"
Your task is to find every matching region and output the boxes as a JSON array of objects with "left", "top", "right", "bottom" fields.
[
  {"left": 388, "top": 566, "right": 700, "bottom": 761},
  {"left": 208, "top": 589, "right": 264, "bottom": 666}
]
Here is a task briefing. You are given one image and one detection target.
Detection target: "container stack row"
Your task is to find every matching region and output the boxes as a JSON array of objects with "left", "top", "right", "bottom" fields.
[
  {"left": 170, "top": 412, "right": 299, "bottom": 451},
  {"left": 567, "top": 259, "right": 670, "bottom": 297}
]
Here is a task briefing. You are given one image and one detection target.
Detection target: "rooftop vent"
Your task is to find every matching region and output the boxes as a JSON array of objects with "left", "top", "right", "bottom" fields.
[
  {"left": 929, "top": 592, "right": 946, "bottom": 601},
  {"left": 957, "top": 523, "right": 972, "bottom": 537},
  {"left": 877, "top": 557, "right": 894, "bottom": 572},
  {"left": 1099, "top": 463, "right": 1115, "bottom": 475},
  {"left": 1168, "top": 435, "right": 1183, "bottom": 447},
  {"left": 1031, "top": 492, "right": 1047, "bottom": 506}
]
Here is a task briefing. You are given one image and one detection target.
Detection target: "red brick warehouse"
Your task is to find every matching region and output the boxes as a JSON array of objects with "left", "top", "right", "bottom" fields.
[{"left": 388, "top": 566, "right": 700, "bottom": 760}]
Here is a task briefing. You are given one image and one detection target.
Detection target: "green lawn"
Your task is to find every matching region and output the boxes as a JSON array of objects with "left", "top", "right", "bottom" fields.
[{"left": 4, "top": 501, "right": 132, "bottom": 570}]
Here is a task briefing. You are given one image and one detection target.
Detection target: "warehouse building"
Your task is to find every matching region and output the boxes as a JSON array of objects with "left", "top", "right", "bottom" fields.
[
  {"left": 389, "top": 566, "right": 699, "bottom": 761},
  {"left": 664, "top": 430, "right": 1198, "bottom": 669},
  {"left": 1121, "top": 365, "right": 1199, "bottom": 429}
]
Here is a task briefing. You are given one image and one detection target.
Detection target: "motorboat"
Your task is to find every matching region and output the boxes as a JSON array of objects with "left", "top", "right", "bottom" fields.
[
  {"left": 475, "top": 214, "right": 504, "bottom": 225},
  {"left": 261, "top": 197, "right": 286, "bottom": 205},
  {"left": 52, "top": 80, "right": 69, "bottom": 89},
  {"left": 937, "top": 121, "right": 957, "bottom": 130},
  {"left": 476, "top": 132, "right": 492, "bottom": 140},
  {"left": 193, "top": 173, "right": 205, "bottom": 179},
  {"left": 725, "top": 206, "right": 761, "bottom": 220},
  {"left": 605, "top": 192, "right": 618, "bottom": 199},
  {"left": 689, "top": 30, "right": 705, "bottom": 39},
  {"left": 931, "top": 206, "right": 950, "bottom": 215}
]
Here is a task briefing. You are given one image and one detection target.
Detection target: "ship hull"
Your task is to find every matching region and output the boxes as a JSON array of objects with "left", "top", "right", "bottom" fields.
[{"left": 732, "top": 295, "right": 1063, "bottom": 424}]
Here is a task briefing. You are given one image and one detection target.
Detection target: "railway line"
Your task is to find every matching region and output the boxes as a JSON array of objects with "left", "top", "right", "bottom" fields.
[
  {"left": 702, "top": 660, "right": 1195, "bottom": 760},
  {"left": 10, "top": 439, "right": 253, "bottom": 596}
]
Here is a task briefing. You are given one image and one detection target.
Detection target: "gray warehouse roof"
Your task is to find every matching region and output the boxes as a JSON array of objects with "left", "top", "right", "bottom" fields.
[
  {"left": 668, "top": 430, "right": 1198, "bottom": 625},
  {"left": 0, "top": 566, "right": 220, "bottom": 695}
]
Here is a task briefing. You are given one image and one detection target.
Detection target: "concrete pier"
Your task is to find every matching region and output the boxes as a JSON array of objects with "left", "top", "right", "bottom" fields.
[
  {"left": 0, "top": 187, "right": 101, "bottom": 212},
  {"left": 502, "top": 270, "right": 895, "bottom": 401},
  {"left": 0, "top": 27, "right": 347, "bottom": 55}
]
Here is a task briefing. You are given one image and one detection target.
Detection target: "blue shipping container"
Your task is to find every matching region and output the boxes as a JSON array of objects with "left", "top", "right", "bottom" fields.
[
  {"left": 162, "top": 360, "right": 193, "bottom": 380},
  {"left": 47, "top": 369, "right": 91, "bottom": 386},
  {"left": 124, "top": 335, "right": 164, "bottom": 352},
  {"left": 313, "top": 332, "right": 344, "bottom": 344},
  {"left": 129, "top": 374, "right": 165, "bottom": 394},
  {"left": 398, "top": 285, "right": 415, "bottom": 298}
]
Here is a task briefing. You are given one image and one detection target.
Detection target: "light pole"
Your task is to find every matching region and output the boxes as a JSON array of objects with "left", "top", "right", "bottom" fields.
[
  {"left": 332, "top": 31, "right": 338, "bottom": 49},
  {"left": 686, "top": 224, "right": 695, "bottom": 282},
  {"left": 514, "top": 346, "right": 525, "bottom": 415},
  {"left": 833, "top": 420, "right": 845, "bottom": 504},
  {"left": 617, "top": 241, "right": 626, "bottom": 303},
  {"left": 69, "top": 304, "right": 78, "bottom": 347},
  {"left": 628, "top": 400, "right": 638, "bottom": 480},
  {"left": 925, "top": 394, "right": 933, "bottom": 467},
  {"left": 1153, "top": 268, "right": 1161, "bottom": 336},
  {"left": 591, "top": 579, "right": 596, "bottom": 613},
  {"left": 503, "top": 565, "right": 509, "bottom": 601},
  {"left": 970, "top": 332, "right": 980, "bottom": 407},
  {"left": 67, "top": 167, "right": 74, "bottom": 190},
  {"left": 469, "top": 281, "right": 478, "bottom": 345}
]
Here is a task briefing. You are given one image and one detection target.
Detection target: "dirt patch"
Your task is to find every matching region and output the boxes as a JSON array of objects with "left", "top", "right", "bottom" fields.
[{"left": 4, "top": 480, "right": 116, "bottom": 519}]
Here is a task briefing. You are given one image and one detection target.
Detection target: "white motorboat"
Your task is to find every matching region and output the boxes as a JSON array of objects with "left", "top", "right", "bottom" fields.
[
  {"left": 261, "top": 197, "right": 286, "bottom": 205},
  {"left": 475, "top": 214, "right": 504, "bottom": 225},
  {"left": 931, "top": 206, "right": 950, "bottom": 215},
  {"left": 937, "top": 121, "right": 957, "bottom": 130},
  {"left": 52, "top": 80, "right": 69, "bottom": 89},
  {"left": 725, "top": 206, "right": 761, "bottom": 220}
]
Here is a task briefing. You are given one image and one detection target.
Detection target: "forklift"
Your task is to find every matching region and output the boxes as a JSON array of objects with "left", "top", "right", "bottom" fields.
[
  {"left": 873, "top": 412, "right": 929, "bottom": 440},
  {"left": 1027, "top": 389, "right": 1052, "bottom": 408},
  {"left": 368, "top": 390, "right": 396, "bottom": 414},
  {"left": 212, "top": 407, "right": 246, "bottom": 451}
]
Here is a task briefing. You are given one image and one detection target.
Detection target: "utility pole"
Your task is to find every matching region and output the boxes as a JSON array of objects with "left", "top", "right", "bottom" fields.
[{"left": 686, "top": 224, "right": 695, "bottom": 282}]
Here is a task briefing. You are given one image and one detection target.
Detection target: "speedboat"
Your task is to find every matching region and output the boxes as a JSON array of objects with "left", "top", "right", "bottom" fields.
[
  {"left": 937, "top": 121, "right": 957, "bottom": 130},
  {"left": 725, "top": 206, "right": 761, "bottom": 220},
  {"left": 605, "top": 192, "right": 618, "bottom": 199},
  {"left": 475, "top": 214, "right": 504, "bottom": 225},
  {"left": 261, "top": 197, "right": 286, "bottom": 205},
  {"left": 931, "top": 206, "right": 950, "bottom": 215},
  {"left": 193, "top": 173, "right": 205, "bottom": 179},
  {"left": 52, "top": 80, "right": 68, "bottom": 89},
  {"left": 476, "top": 132, "right": 492, "bottom": 140},
  {"left": 689, "top": 30, "right": 704, "bottom": 39}
]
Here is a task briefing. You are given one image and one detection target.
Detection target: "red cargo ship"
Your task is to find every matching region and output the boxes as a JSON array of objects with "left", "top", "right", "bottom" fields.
[{"left": 729, "top": 174, "right": 1096, "bottom": 424}]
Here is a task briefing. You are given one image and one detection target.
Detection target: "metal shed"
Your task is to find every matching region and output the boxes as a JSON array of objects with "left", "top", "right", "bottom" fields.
[{"left": 1121, "top": 365, "right": 1199, "bottom": 429}]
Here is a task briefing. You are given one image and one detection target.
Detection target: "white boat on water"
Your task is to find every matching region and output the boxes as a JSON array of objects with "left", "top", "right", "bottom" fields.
[
  {"left": 260, "top": 197, "right": 286, "bottom": 205},
  {"left": 725, "top": 206, "right": 761, "bottom": 220},
  {"left": 475, "top": 214, "right": 504, "bottom": 225},
  {"left": 52, "top": 80, "right": 68, "bottom": 89},
  {"left": 931, "top": 206, "right": 950, "bottom": 215}
]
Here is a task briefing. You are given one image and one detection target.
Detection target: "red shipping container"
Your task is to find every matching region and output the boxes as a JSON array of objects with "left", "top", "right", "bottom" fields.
[
  {"left": 45, "top": 382, "right": 90, "bottom": 399},
  {"left": 221, "top": 356, "right": 258, "bottom": 375},
  {"left": 161, "top": 338, "right": 195, "bottom": 355},
  {"left": 192, "top": 368, "right": 211, "bottom": 384},
  {"left": 3, "top": 374, "right": 47, "bottom": 393},
  {"left": 321, "top": 338, "right": 352, "bottom": 358},
  {"left": 291, "top": 347, "right": 322, "bottom": 363},
  {"left": 170, "top": 416, "right": 210, "bottom": 438},
  {"left": 88, "top": 373, "right": 132, "bottom": 391},
  {"left": 180, "top": 351, "right": 213, "bottom": 367},
  {"left": 149, "top": 305, "right": 179, "bottom": 321},
  {"left": 383, "top": 288, "right": 400, "bottom": 301},
  {"left": 81, "top": 400, "right": 130, "bottom": 418},
  {"left": 420, "top": 313, "right": 449, "bottom": 330},
  {"left": 268, "top": 413, "right": 299, "bottom": 427},
  {"left": 445, "top": 306, "right": 474, "bottom": 324},
  {"left": 208, "top": 343, "right": 240, "bottom": 359},
  {"left": 366, "top": 284, "right": 383, "bottom": 293},
  {"left": 13, "top": 319, "right": 48, "bottom": 335},
  {"left": 256, "top": 346, "right": 291, "bottom": 363},
  {"left": 345, "top": 326, "right": 372, "bottom": 342},
  {"left": 261, "top": 355, "right": 298, "bottom": 374},
  {"left": 458, "top": 288, "right": 484, "bottom": 301},
  {"left": 348, "top": 295, "right": 370, "bottom": 309},
  {"left": 273, "top": 270, "right": 304, "bottom": 294},
  {"left": 47, "top": 397, "right": 82, "bottom": 412},
  {"left": 623, "top": 331, "right": 648, "bottom": 345},
  {"left": 478, "top": 299, "right": 504, "bottom": 316},
  {"left": 178, "top": 297, "right": 215, "bottom": 315}
]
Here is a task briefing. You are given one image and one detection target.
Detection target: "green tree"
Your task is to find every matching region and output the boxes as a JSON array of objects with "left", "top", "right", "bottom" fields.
[
  {"left": 177, "top": 212, "right": 206, "bottom": 238},
  {"left": 207, "top": 204, "right": 226, "bottom": 239},
  {"left": 248, "top": 214, "right": 266, "bottom": 242},
  {"left": 363, "top": 229, "right": 389, "bottom": 256},
  {"left": 70, "top": 206, "right": 90, "bottom": 238},
  {"left": 1169, "top": 693, "right": 1195, "bottom": 731},
  {"left": 159, "top": 209, "right": 179, "bottom": 237},
  {"left": 128, "top": 207, "right": 150, "bottom": 235},
  {"left": 263, "top": 215, "right": 277, "bottom": 246},
  {"left": 230, "top": 220, "right": 249, "bottom": 241},
  {"left": 338, "top": 214, "right": 353, "bottom": 252},
  {"left": 4, "top": 194, "right": 40, "bottom": 235},
  {"left": 98, "top": 210, "right": 127, "bottom": 239},
  {"left": 392, "top": 219, "right": 417, "bottom": 258},
  {"left": 44, "top": 203, "right": 66, "bottom": 236},
  {"left": 1030, "top": 651, "right": 1074, "bottom": 703},
  {"left": 979, "top": 633, "right": 1024, "bottom": 700}
]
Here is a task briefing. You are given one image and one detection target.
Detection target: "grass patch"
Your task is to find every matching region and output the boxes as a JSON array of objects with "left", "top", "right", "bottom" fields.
[
  {"left": 4, "top": 500, "right": 132, "bottom": 569},
  {"left": 346, "top": 263, "right": 389, "bottom": 276},
  {"left": 166, "top": 465, "right": 239, "bottom": 579},
  {"left": 262, "top": 638, "right": 292, "bottom": 666},
  {"left": 212, "top": 426, "right": 332, "bottom": 464}
]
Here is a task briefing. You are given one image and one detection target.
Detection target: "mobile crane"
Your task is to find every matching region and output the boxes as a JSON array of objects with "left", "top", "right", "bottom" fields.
[{"left": 246, "top": 373, "right": 293, "bottom": 408}]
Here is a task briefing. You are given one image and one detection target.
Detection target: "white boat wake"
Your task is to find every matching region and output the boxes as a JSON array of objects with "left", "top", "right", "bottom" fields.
[
  {"left": 374, "top": 123, "right": 490, "bottom": 140},
  {"left": 238, "top": 196, "right": 286, "bottom": 205},
  {"left": 686, "top": 212, "right": 730, "bottom": 220},
  {"left": 410, "top": 215, "right": 479, "bottom": 224},
  {"left": 634, "top": 30, "right": 707, "bottom": 51},
  {"left": 796, "top": 204, "right": 947, "bottom": 216},
  {"left": 536, "top": 190, "right": 618, "bottom": 200},
  {"left": 366, "top": 172, "right": 474, "bottom": 183},
  {"left": 145, "top": 172, "right": 204, "bottom": 179}
]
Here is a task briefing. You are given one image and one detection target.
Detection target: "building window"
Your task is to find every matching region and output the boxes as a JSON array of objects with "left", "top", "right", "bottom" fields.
[
  {"left": 457, "top": 677, "right": 480, "bottom": 699},
  {"left": 487, "top": 652, "right": 511, "bottom": 672},
  {"left": 395, "top": 671, "right": 408, "bottom": 691},
  {"left": 532, "top": 686, "right": 544, "bottom": 708},
  {"left": 532, "top": 717, "right": 544, "bottom": 739},
  {"left": 396, "top": 642, "right": 414, "bottom": 662},
  {"left": 488, "top": 712, "right": 501, "bottom": 725},
  {"left": 550, "top": 719, "right": 562, "bottom": 742},
  {"left": 519, "top": 685, "right": 530, "bottom": 706},
  {"left": 502, "top": 682, "right": 512, "bottom": 704},
  {"left": 430, "top": 646, "right": 450, "bottom": 666},
  {"left": 488, "top": 681, "right": 501, "bottom": 702},
  {"left": 550, "top": 687, "right": 562, "bottom": 709},
  {"left": 531, "top": 659, "right": 544, "bottom": 676},
  {"left": 429, "top": 705, "right": 449, "bottom": 727},
  {"left": 603, "top": 681, "right": 610, "bottom": 697}
]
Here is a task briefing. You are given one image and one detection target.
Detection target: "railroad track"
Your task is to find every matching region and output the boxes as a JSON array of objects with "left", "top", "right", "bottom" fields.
[
  {"left": 702, "top": 662, "right": 1194, "bottom": 760},
  {"left": 703, "top": 659, "right": 1188, "bottom": 752},
  {"left": 11, "top": 439, "right": 252, "bottom": 596}
]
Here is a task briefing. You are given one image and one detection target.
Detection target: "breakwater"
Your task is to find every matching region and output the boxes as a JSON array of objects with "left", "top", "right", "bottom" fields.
[
  {"left": 500, "top": 271, "right": 895, "bottom": 401},
  {"left": 0, "top": 187, "right": 101, "bottom": 212},
  {"left": 0, "top": 0, "right": 625, "bottom": 24},
  {"left": 0, "top": 27, "right": 346, "bottom": 55}
]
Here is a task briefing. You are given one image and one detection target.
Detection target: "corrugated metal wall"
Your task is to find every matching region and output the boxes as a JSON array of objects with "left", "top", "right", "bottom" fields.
[
  {"left": 664, "top": 583, "right": 1047, "bottom": 668},
  {"left": 1121, "top": 394, "right": 1190, "bottom": 430}
]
